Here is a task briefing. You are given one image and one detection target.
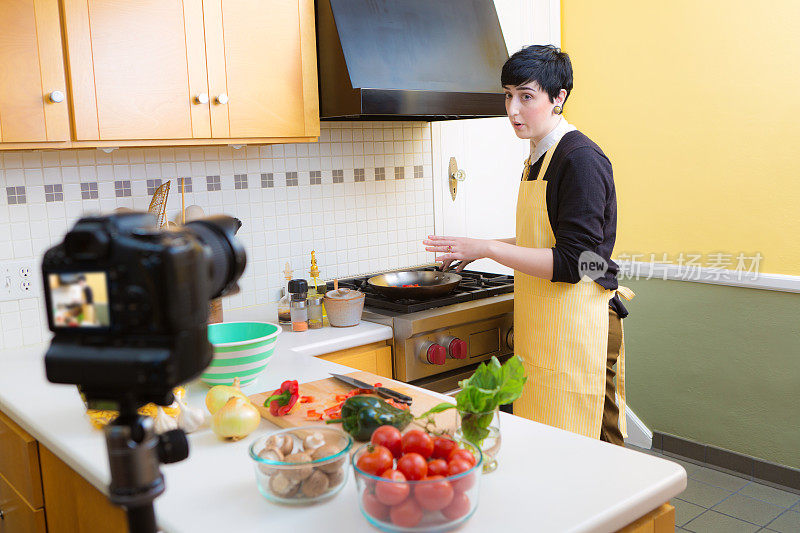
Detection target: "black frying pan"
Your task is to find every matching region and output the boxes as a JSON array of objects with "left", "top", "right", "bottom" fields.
[{"left": 367, "top": 271, "right": 462, "bottom": 300}]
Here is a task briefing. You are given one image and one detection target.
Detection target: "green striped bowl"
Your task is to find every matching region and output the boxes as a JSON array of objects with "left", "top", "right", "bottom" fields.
[{"left": 202, "top": 322, "right": 282, "bottom": 387}]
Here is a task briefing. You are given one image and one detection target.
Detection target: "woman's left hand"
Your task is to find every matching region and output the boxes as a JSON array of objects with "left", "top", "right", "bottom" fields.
[{"left": 423, "top": 235, "right": 490, "bottom": 265}]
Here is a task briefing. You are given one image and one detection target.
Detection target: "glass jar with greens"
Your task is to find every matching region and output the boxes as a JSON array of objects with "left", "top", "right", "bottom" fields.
[{"left": 416, "top": 356, "right": 526, "bottom": 473}]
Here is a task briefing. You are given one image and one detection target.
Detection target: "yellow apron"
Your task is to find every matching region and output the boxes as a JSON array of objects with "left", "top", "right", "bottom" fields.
[{"left": 512, "top": 140, "right": 633, "bottom": 439}]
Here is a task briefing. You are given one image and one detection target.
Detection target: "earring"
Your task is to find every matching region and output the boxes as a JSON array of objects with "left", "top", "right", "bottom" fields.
[{"left": 553, "top": 106, "right": 563, "bottom": 115}]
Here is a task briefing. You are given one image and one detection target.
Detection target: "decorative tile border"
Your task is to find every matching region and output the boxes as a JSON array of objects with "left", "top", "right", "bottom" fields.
[{"left": 6, "top": 186, "right": 26, "bottom": 205}]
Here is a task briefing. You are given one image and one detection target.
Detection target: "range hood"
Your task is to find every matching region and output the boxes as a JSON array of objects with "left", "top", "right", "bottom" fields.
[{"left": 316, "top": 0, "right": 509, "bottom": 121}]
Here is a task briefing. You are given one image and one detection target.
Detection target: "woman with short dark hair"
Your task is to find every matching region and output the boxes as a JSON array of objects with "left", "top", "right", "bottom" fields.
[{"left": 424, "top": 44, "right": 633, "bottom": 445}]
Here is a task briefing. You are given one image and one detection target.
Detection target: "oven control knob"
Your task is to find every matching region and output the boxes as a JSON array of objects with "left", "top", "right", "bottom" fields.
[
  {"left": 506, "top": 328, "right": 514, "bottom": 350},
  {"left": 419, "top": 341, "right": 447, "bottom": 365},
  {"left": 441, "top": 336, "right": 468, "bottom": 359}
]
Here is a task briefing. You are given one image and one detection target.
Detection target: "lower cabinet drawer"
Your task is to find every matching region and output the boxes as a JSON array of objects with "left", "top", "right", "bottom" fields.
[
  {"left": 0, "top": 474, "right": 46, "bottom": 533},
  {"left": 0, "top": 411, "right": 43, "bottom": 508}
]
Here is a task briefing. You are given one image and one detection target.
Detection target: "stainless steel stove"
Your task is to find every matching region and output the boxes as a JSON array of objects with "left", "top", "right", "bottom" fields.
[{"left": 333, "top": 267, "right": 515, "bottom": 394}]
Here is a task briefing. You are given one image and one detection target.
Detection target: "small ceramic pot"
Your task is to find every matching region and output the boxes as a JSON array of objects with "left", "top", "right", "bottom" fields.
[{"left": 324, "top": 288, "right": 365, "bottom": 327}]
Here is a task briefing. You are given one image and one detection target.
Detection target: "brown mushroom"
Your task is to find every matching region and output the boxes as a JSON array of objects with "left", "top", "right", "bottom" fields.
[
  {"left": 325, "top": 468, "right": 345, "bottom": 487},
  {"left": 312, "top": 444, "right": 344, "bottom": 474},
  {"left": 257, "top": 447, "right": 283, "bottom": 476},
  {"left": 283, "top": 452, "right": 314, "bottom": 482},
  {"left": 302, "top": 431, "right": 325, "bottom": 453},
  {"left": 300, "top": 470, "right": 330, "bottom": 498},
  {"left": 268, "top": 473, "right": 299, "bottom": 498},
  {"left": 265, "top": 433, "right": 294, "bottom": 456}
]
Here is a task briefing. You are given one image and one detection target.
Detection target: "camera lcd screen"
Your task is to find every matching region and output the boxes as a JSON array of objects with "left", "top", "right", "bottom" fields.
[{"left": 48, "top": 272, "right": 110, "bottom": 328}]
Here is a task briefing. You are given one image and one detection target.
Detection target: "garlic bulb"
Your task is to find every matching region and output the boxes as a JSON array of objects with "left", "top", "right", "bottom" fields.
[
  {"left": 177, "top": 398, "right": 205, "bottom": 433},
  {"left": 154, "top": 407, "right": 178, "bottom": 434}
]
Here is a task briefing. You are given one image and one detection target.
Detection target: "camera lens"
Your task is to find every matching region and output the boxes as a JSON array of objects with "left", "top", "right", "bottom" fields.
[{"left": 185, "top": 216, "right": 247, "bottom": 298}]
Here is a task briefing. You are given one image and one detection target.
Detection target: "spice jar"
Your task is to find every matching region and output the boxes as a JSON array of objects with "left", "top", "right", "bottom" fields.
[
  {"left": 290, "top": 298, "right": 308, "bottom": 332},
  {"left": 307, "top": 296, "right": 324, "bottom": 329}
]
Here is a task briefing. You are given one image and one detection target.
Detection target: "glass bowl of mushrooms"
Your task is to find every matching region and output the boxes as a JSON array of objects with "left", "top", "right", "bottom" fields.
[{"left": 248, "top": 426, "right": 353, "bottom": 505}]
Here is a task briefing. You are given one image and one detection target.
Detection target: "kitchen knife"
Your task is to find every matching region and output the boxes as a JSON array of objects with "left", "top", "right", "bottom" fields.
[{"left": 329, "top": 374, "right": 413, "bottom": 405}]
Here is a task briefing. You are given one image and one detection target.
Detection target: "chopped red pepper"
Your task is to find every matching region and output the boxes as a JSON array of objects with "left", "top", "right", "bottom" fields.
[
  {"left": 373, "top": 383, "right": 382, "bottom": 388},
  {"left": 323, "top": 405, "right": 341, "bottom": 416},
  {"left": 305, "top": 409, "right": 323, "bottom": 421},
  {"left": 264, "top": 380, "right": 300, "bottom": 416},
  {"left": 299, "top": 395, "right": 315, "bottom": 404},
  {"left": 385, "top": 398, "right": 410, "bottom": 410}
]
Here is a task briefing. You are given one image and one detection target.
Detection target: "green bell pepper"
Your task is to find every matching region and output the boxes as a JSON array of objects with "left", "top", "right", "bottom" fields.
[{"left": 331, "top": 396, "right": 413, "bottom": 441}]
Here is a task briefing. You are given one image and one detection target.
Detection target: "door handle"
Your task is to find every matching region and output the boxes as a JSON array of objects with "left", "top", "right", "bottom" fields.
[{"left": 448, "top": 157, "right": 466, "bottom": 201}]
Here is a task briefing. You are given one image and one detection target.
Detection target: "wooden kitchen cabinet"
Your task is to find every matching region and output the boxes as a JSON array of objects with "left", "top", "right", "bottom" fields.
[
  {"left": 39, "top": 447, "right": 128, "bottom": 533},
  {"left": 203, "top": 0, "right": 319, "bottom": 139},
  {"left": 61, "top": 0, "right": 211, "bottom": 141},
  {"left": 0, "top": 0, "right": 70, "bottom": 144},
  {"left": 317, "top": 342, "right": 394, "bottom": 379},
  {"left": 0, "top": 409, "right": 127, "bottom": 533},
  {"left": 54, "top": 0, "right": 318, "bottom": 147}
]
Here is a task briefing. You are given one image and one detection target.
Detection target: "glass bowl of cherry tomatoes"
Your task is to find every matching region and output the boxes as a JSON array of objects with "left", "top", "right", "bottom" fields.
[{"left": 352, "top": 426, "right": 483, "bottom": 532}]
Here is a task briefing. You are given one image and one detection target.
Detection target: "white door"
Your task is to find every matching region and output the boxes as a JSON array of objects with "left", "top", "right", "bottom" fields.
[{"left": 432, "top": 0, "right": 560, "bottom": 274}]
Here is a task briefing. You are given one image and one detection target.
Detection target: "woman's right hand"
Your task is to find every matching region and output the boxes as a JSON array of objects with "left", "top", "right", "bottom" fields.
[{"left": 439, "top": 259, "right": 473, "bottom": 272}]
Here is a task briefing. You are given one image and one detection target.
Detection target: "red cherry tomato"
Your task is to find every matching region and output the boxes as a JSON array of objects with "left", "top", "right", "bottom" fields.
[
  {"left": 442, "top": 491, "right": 471, "bottom": 520},
  {"left": 427, "top": 458, "right": 449, "bottom": 477},
  {"left": 375, "top": 469, "right": 410, "bottom": 506},
  {"left": 432, "top": 436, "right": 458, "bottom": 460},
  {"left": 448, "top": 448, "right": 477, "bottom": 467},
  {"left": 447, "top": 458, "right": 476, "bottom": 492},
  {"left": 401, "top": 429, "right": 434, "bottom": 459},
  {"left": 414, "top": 475, "right": 454, "bottom": 511},
  {"left": 396, "top": 452, "right": 428, "bottom": 480},
  {"left": 356, "top": 445, "right": 394, "bottom": 476},
  {"left": 371, "top": 425, "right": 403, "bottom": 458},
  {"left": 390, "top": 497, "right": 423, "bottom": 528},
  {"left": 362, "top": 492, "right": 390, "bottom": 521}
]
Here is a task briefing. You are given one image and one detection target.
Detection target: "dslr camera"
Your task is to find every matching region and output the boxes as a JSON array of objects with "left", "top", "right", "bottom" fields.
[
  {"left": 43, "top": 212, "right": 245, "bottom": 407},
  {"left": 41, "top": 212, "right": 246, "bottom": 532}
]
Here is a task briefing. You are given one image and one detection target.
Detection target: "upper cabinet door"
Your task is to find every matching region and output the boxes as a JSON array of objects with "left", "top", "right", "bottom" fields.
[
  {"left": 204, "top": 0, "right": 319, "bottom": 139},
  {"left": 0, "top": 0, "right": 70, "bottom": 142},
  {"left": 61, "top": 0, "right": 211, "bottom": 141}
]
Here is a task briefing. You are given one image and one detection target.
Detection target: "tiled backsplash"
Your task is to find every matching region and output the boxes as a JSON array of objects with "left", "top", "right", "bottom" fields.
[{"left": 0, "top": 122, "right": 435, "bottom": 349}]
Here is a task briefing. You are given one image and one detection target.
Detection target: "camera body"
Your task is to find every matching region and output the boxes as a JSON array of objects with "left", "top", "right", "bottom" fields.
[{"left": 42, "top": 212, "right": 245, "bottom": 408}]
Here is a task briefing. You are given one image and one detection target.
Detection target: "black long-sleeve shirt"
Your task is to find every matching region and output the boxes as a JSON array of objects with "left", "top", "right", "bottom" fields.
[{"left": 523, "top": 130, "right": 628, "bottom": 318}]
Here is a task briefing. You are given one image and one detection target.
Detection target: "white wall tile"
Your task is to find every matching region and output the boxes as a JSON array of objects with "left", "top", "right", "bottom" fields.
[{"left": 1, "top": 122, "right": 434, "bottom": 347}]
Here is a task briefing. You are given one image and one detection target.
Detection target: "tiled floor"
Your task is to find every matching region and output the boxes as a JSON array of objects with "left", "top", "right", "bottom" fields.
[{"left": 627, "top": 445, "right": 800, "bottom": 532}]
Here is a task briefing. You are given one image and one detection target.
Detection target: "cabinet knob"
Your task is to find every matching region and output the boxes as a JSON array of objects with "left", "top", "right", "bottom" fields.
[
  {"left": 48, "top": 90, "right": 65, "bottom": 103},
  {"left": 194, "top": 93, "right": 209, "bottom": 104},
  {"left": 215, "top": 93, "right": 229, "bottom": 105}
]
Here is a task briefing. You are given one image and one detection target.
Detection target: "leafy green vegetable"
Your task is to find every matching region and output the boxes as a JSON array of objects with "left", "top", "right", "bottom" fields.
[{"left": 414, "top": 356, "right": 527, "bottom": 447}]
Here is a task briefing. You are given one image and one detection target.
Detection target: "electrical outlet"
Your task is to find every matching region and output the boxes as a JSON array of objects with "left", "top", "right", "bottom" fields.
[{"left": 0, "top": 260, "right": 39, "bottom": 302}]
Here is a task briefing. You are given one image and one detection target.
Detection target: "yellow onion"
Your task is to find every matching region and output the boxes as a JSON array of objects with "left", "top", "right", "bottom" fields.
[
  {"left": 205, "top": 377, "right": 247, "bottom": 414},
  {"left": 212, "top": 397, "right": 260, "bottom": 441}
]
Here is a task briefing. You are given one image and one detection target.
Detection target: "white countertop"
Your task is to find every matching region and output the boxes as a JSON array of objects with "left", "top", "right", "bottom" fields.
[{"left": 0, "top": 320, "right": 685, "bottom": 533}]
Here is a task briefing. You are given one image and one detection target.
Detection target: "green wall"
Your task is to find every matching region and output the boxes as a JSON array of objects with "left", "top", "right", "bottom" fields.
[{"left": 622, "top": 279, "right": 800, "bottom": 468}]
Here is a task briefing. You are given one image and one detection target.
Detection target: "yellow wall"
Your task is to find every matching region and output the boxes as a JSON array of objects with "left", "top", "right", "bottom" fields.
[
  {"left": 85, "top": 273, "right": 108, "bottom": 304},
  {"left": 561, "top": 1, "right": 800, "bottom": 276}
]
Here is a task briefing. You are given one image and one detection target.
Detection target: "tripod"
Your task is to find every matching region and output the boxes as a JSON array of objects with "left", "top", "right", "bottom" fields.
[{"left": 104, "top": 400, "right": 189, "bottom": 533}]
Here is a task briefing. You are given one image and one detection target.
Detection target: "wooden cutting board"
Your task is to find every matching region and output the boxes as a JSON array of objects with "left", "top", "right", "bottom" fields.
[{"left": 248, "top": 371, "right": 456, "bottom": 439}]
